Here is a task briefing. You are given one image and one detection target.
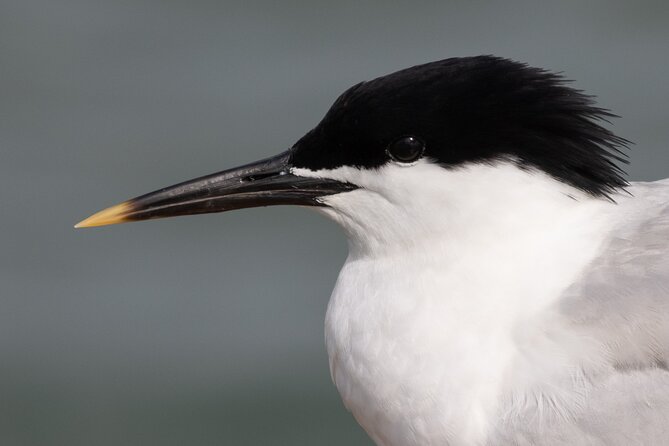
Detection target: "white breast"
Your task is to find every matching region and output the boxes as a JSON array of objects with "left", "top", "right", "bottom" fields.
[
  {"left": 295, "top": 160, "right": 620, "bottom": 445},
  {"left": 326, "top": 254, "right": 517, "bottom": 445}
]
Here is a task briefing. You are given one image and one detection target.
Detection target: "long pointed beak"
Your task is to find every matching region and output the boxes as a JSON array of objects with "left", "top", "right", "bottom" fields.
[{"left": 75, "top": 150, "right": 355, "bottom": 228}]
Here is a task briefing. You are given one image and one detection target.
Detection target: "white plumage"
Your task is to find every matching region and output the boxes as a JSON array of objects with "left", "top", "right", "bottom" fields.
[
  {"left": 76, "top": 56, "right": 669, "bottom": 445},
  {"left": 295, "top": 160, "right": 669, "bottom": 445}
]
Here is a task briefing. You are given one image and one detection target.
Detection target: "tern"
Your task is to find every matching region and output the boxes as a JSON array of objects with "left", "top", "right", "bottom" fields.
[{"left": 76, "top": 56, "right": 669, "bottom": 446}]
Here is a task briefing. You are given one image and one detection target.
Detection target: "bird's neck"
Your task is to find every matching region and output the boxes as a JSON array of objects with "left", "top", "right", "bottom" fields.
[
  {"left": 326, "top": 162, "right": 618, "bottom": 260},
  {"left": 333, "top": 164, "right": 619, "bottom": 325},
  {"left": 323, "top": 163, "right": 622, "bottom": 445}
]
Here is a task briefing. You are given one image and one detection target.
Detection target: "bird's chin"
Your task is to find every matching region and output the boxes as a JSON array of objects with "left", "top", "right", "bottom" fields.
[{"left": 306, "top": 202, "right": 347, "bottom": 227}]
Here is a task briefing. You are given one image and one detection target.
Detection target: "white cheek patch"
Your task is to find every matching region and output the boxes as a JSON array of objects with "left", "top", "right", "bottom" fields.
[
  {"left": 291, "top": 158, "right": 448, "bottom": 192},
  {"left": 291, "top": 159, "right": 596, "bottom": 252},
  {"left": 291, "top": 165, "right": 372, "bottom": 186},
  {"left": 292, "top": 157, "right": 590, "bottom": 205}
]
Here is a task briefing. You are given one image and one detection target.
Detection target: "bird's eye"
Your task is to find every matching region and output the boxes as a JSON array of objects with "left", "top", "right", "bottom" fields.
[{"left": 386, "top": 136, "right": 425, "bottom": 163}]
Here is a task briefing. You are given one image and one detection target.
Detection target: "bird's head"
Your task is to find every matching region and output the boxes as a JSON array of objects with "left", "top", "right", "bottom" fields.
[{"left": 76, "top": 56, "right": 627, "bottom": 253}]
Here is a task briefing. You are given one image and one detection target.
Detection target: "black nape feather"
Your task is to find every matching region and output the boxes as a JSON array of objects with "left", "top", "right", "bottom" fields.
[{"left": 291, "top": 55, "right": 630, "bottom": 198}]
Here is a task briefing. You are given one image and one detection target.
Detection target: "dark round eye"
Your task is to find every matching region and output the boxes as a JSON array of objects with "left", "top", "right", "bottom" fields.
[{"left": 386, "top": 136, "right": 425, "bottom": 163}]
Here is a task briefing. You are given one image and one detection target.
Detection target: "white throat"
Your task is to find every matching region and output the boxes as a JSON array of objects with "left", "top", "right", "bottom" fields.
[{"left": 294, "top": 160, "right": 618, "bottom": 445}]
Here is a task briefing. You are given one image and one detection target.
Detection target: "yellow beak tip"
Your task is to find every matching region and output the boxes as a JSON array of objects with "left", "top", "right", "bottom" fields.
[{"left": 74, "top": 201, "right": 134, "bottom": 229}]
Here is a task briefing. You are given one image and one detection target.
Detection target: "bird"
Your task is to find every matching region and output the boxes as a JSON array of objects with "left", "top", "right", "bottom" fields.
[{"left": 75, "top": 56, "right": 669, "bottom": 446}]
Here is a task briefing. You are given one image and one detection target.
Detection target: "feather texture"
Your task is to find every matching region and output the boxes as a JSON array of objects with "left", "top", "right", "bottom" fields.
[{"left": 294, "top": 161, "right": 669, "bottom": 446}]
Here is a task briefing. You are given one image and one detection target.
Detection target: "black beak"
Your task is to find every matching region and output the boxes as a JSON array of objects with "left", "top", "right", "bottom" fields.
[{"left": 75, "top": 150, "right": 356, "bottom": 228}]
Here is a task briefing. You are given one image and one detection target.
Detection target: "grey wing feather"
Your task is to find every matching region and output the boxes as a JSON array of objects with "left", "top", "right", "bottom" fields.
[
  {"left": 493, "top": 179, "right": 669, "bottom": 446},
  {"left": 492, "top": 370, "right": 669, "bottom": 445},
  {"left": 563, "top": 179, "right": 669, "bottom": 371}
]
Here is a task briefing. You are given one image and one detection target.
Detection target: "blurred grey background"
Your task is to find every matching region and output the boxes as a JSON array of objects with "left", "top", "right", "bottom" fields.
[{"left": 2, "top": 1, "right": 668, "bottom": 445}]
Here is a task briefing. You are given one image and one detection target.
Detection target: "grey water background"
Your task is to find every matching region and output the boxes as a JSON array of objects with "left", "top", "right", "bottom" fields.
[{"left": 2, "top": 1, "right": 668, "bottom": 444}]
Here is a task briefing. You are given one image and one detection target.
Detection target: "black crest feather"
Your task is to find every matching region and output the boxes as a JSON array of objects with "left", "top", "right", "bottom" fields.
[{"left": 291, "top": 56, "right": 629, "bottom": 197}]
